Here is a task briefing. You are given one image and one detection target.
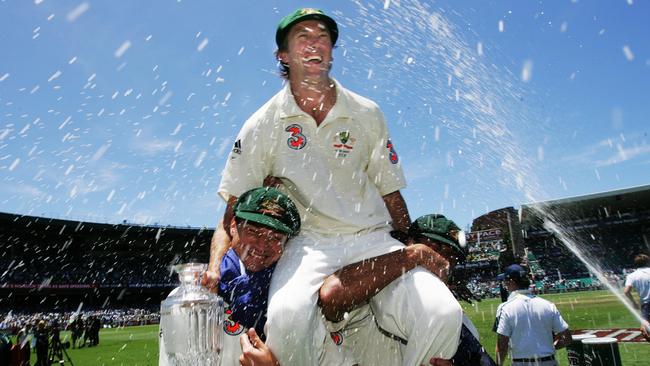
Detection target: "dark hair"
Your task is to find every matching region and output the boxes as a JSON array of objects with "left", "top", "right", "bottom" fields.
[
  {"left": 634, "top": 254, "right": 650, "bottom": 268},
  {"left": 275, "top": 36, "right": 290, "bottom": 79},
  {"left": 505, "top": 265, "right": 532, "bottom": 289},
  {"left": 514, "top": 276, "right": 531, "bottom": 290}
]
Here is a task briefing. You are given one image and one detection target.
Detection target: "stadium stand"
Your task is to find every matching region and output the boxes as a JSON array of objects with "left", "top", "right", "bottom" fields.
[
  {"left": 522, "top": 185, "right": 650, "bottom": 282},
  {"left": 0, "top": 212, "right": 212, "bottom": 312},
  {"left": 1, "top": 184, "right": 648, "bottom": 312},
  {"left": 462, "top": 184, "right": 650, "bottom": 297},
  {"left": 0, "top": 308, "right": 160, "bottom": 334}
]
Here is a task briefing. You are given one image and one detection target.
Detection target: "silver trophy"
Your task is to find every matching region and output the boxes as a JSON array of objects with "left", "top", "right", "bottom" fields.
[{"left": 160, "top": 263, "right": 224, "bottom": 366}]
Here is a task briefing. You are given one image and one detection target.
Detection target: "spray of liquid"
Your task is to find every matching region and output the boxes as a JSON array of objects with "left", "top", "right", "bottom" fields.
[
  {"left": 541, "top": 213, "right": 647, "bottom": 326},
  {"left": 346, "top": 1, "right": 647, "bottom": 330}
]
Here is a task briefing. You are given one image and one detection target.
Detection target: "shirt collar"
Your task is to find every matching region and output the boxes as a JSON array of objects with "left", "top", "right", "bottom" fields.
[
  {"left": 278, "top": 78, "right": 351, "bottom": 123},
  {"left": 507, "top": 289, "right": 533, "bottom": 301}
]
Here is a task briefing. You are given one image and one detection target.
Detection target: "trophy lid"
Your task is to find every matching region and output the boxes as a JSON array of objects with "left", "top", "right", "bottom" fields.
[{"left": 173, "top": 263, "right": 207, "bottom": 286}]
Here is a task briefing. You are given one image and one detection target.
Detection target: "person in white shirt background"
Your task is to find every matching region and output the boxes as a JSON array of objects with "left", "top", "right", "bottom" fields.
[
  {"left": 493, "top": 264, "right": 572, "bottom": 366},
  {"left": 204, "top": 8, "right": 462, "bottom": 366},
  {"left": 624, "top": 253, "right": 650, "bottom": 340}
]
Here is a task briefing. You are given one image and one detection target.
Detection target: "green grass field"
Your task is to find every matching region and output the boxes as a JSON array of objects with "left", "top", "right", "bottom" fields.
[
  {"left": 462, "top": 290, "right": 649, "bottom": 366},
  {"left": 52, "top": 325, "right": 159, "bottom": 365},
  {"left": 30, "top": 290, "right": 649, "bottom": 365}
]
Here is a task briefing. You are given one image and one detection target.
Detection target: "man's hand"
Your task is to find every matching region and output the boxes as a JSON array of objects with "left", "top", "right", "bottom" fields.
[
  {"left": 407, "top": 244, "right": 451, "bottom": 282},
  {"left": 201, "top": 270, "right": 221, "bottom": 293},
  {"left": 239, "top": 328, "right": 279, "bottom": 366},
  {"left": 263, "top": 175, "right": 283, "bottom": 188},
  {"left": 642, "top": 320, "right": 650, "bottom": 342},
  {"left": 554, "top": 329, "right": 573, "bottom": 349}
]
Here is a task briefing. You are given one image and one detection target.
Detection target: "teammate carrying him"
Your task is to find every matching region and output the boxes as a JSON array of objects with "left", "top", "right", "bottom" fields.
[
  {"left": 164, "top": 187, "right": 331, "bottom": 366},
  {"left": 316, "top": 214, "right": 496, "bottom": 366},
  {"left": 239, "top": 214, "right": 495, "bottom": 366},
  {"left": 198, "top": 188, "right": 455, "bottom": 366}
]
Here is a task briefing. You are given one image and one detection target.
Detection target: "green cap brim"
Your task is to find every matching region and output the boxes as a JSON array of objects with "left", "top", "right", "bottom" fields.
[
  {"left": 235, "top": 211, "right": 294, "bottom": 236},
  {"left": 421, "top": 232, "right": 466, "bottom": 258}
]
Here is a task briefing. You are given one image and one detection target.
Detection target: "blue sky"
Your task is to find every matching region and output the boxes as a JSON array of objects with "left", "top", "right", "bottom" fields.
[{"left": 0, "top": 0, "right": 648, "bottom": 230}]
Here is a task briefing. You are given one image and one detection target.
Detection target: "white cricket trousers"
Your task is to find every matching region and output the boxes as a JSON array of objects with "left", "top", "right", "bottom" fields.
[{"left": 264, "top": 228, "right": 463, "bottom": 366}]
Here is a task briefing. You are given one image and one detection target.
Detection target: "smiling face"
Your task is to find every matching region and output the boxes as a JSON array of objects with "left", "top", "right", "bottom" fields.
[
  {"left": 278, "top": 19, "right": 333, "bottom": 81},
  {"left": 231, "top": 219, "right": 288, "bottom": 272}
]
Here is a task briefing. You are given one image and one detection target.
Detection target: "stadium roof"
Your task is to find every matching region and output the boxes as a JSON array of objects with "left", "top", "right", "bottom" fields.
[
  {"left": 520, "top": 184, "right": 650, "bottom": 223},
  {"left": 0, "top": 211, "right": 212, "bottom": 235},
  {"left": 0, "top": 211, "right": 214, "bottom": 255}
]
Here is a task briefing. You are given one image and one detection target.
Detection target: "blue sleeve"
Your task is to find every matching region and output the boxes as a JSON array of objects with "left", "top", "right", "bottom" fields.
[
  {"left": 218, "top": 250, "right": 275, "bottom": 339},
  {"left": 218, "top": 249, "right": 242, "bottom": 301}
]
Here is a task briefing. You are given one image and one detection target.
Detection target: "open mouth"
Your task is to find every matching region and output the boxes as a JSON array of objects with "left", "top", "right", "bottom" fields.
[{"left": 302, "top": 55, "right": 322, "bottom": 64}]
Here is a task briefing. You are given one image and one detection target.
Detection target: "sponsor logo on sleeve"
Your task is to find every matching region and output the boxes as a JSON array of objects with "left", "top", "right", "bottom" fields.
[{"left": 386, "top": 139, "right": 398, "bottom": 164}]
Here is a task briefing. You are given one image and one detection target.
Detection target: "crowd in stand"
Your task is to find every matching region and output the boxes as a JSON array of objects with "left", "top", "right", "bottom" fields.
[
  {"left": 1, "top": 255, "right": 631, "bottom": 303},
  {"left": 0, "top": 258, "right": 174, "bottom": 287},
  {"left": 464, "top": 269, "right": 630, "bottom": 299},
  {"left": 1, "top": 219, "right": 644, "bottom": 305},
  {"left": 0, "top": 308, "right": 160, "bottom": 335}
]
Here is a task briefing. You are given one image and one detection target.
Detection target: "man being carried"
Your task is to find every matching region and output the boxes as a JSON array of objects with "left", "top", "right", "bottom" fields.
[{"left": 206, "top": 7, "right": 461, "bottom": 366}]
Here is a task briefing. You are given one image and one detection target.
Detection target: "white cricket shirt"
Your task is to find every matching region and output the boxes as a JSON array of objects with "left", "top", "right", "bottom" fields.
[
  {"left": 219, "top": 79, "right": 406, "bottom": 235},
  {"left": 625, "top": 267, "right": 650, "bottom": 304},
  {"left": 495, "top": 290, "right": 569, "bottom": 359}
]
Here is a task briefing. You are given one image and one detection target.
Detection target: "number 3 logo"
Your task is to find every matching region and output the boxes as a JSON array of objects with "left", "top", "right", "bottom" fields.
[
  {"left": 223, "top": 308, "right": 244, "bottom": 335},
  {"left": 286, "top": 124, "right": 307, "bottom": 150},
  {"left": 387, "top": 139, "right": 399, "bottom": 164}
]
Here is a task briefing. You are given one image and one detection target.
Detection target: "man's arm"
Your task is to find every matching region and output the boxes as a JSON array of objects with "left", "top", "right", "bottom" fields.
[
  {"left": 200, "top": 219, "right": 230, "bottom": 292},
  {"left": 624, "top": 285, "right": 640, "bottom": 309},
  {"left": 319, "top": 244, "right": 449, "bottom": 321},
  {"left": 201, "top": 196, "right": 237, "bottom": 291},
  {"left": 382, "top": 190, "right": 411, "bottom": 234},
  {"left": 554, "top": 328, "right": 572, "bottom": 349},
  {"left": 495, "top": 334, "right": 509, "bottom": 366}
]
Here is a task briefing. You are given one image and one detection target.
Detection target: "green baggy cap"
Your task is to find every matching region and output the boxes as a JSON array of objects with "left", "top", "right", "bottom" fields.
[
  {"left": 234, "top": 187, "right": 301, "bottom": 237},
  {"left": 410, "top": 214, "right": 467, "bottom": 260},
  {"left": 276, "top": 8, "right": 339, "bottom": 48}
]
